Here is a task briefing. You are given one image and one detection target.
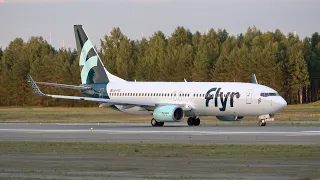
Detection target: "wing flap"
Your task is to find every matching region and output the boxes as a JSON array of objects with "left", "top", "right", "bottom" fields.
[{"left": 34, "top": 82, "right": 91, "bottom": 90}]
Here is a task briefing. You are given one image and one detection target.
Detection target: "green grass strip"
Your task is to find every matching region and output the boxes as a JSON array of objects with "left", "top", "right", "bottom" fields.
[{"left": 1, "top": 141, "right": 319, "bottom": 160}]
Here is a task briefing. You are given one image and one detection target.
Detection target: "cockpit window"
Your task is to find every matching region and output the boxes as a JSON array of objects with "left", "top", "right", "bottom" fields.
[{"left": 260, "top": 92, "right": 279, "bottom": 97}]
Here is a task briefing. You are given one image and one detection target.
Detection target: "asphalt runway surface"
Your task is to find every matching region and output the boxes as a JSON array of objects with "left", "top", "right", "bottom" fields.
[{"left": 0, "top": 123, "right": 320, "bottom": 144}]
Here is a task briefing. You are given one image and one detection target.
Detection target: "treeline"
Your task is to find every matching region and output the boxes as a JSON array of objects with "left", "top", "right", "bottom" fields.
[{"left": 0, "top": 26, "right": 319, "bottom": 107}]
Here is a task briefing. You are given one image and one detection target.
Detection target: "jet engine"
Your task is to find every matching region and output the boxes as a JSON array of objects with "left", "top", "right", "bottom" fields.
[
  {"left": 153, "top": 105, "right": 184, "bottom": 122},
  {"left": 216, "top": 116, "right": 245, "bottom": 121}
]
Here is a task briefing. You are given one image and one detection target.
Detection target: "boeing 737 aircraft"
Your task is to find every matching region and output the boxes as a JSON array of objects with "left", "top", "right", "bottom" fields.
[{"left": 28, "top": 25, "right": 287, "bottom": 127}]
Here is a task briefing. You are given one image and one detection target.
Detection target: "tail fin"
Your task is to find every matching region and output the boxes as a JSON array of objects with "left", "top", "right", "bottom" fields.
[{"left": 74, "top": 25, "right": 126, "bottom": 84}]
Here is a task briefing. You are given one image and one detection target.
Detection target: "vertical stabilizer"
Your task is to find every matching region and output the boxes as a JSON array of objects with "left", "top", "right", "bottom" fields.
[{"left": 74, "top": 25, "right": 126, "bottom": 84}]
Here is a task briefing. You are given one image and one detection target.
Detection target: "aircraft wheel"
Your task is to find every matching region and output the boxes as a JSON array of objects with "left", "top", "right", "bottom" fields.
[
  {"left": 151, "top": 118, "right": 158, "bottom": 127},
  {"left": 258, "top": 120, "right": 266, "bottom": 126},
  {"left": 158, "top": 122, "right": 164, "bottom": 126},
  {"left": 194, "top": 118, "right": 200, "bottom": 126},
  {"left": 187, "top": 117, "right": 194, "bottom": 126}
]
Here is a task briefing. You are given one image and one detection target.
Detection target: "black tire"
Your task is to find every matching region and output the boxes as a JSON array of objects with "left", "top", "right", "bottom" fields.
[
  {"left": 158, "top": 122, "right": 164, "bottom": 126},
  {"left": 194, "top": 118, "right": 200, "bottom": 126},
  {"left": 187, "top": 117, "right": 193, "bottom": 126},
  {"left": 259, "top": 120, "right": 266, "bottom": 126},
  {"left": 151, "top": 118, "right": 158, "bottom": 127}
]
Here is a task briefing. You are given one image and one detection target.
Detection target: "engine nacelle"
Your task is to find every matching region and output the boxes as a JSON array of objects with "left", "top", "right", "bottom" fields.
[
  {"left": 153, "top": 105, "right": 184, "bottom": 122},
  {"left": 216, "top": 116, "right": 245, "bottom": 121}
]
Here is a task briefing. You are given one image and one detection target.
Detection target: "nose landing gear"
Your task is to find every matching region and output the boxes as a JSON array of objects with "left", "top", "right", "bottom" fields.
[
  {"left": 258, "top": 119, "right": 266, "bottom": 126},
  {"left": 258, "top": 114, "right": 274, "bottom": 126}
]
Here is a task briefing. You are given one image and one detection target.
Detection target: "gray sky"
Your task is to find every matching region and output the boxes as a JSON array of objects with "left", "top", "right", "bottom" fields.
[{"left": 0, "top": 0, "right": 319, "bottom": 49}]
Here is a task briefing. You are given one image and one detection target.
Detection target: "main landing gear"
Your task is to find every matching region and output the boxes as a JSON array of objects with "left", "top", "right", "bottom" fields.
[
  {"left": 187, "top": 117, "right": 200, "bottom": 126},
  {"left": 151, "top": 118, "right": 164, "bottom": 127}
]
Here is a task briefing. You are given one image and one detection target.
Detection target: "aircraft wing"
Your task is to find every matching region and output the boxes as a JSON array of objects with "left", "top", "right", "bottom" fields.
[
  {"left": 28, "top": 75, "right": 192, "bottom": 110},
  {"left": 34, "top": 81, "right": 92, "bottom": 90}
]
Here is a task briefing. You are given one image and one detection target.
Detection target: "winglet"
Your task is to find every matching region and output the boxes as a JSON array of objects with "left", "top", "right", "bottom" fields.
[
  {"left": 184, "top": 78, "right": 187, "bottom": 82},
  {"left": 251, "top": 73, "right": 258, "bottom": 84},
  {"left": 28, "top": 75, "right": 46, "bottom": 96}
]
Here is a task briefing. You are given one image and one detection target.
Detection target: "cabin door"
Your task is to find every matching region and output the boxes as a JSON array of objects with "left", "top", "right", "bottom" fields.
[{"left": 246, "top": 90, "right": 252, "bottom": 104}]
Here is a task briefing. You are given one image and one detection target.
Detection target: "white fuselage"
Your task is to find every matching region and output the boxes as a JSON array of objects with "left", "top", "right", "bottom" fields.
[{"left": 102, "top": 82, "right": 287, "bottom": 117}]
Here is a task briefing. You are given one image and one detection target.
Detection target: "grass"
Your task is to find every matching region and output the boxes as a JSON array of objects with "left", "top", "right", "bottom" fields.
[
  {"left": 0, "top": 141, "right": 319, "bottom": 160},
  {"left": 0, "top": 101, "right": 320, "bottom": 124},
  {"left": 0, "top": 142, "right": 318, "bottom": 180}
]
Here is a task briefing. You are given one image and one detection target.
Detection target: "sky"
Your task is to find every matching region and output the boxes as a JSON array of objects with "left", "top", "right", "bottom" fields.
[{"left": 0, "top": 0, "right": 319, "bottom": 49}]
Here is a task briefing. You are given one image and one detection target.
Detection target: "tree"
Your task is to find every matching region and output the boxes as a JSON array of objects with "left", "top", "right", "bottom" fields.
[
  {"left": 115, "top": 36, "right": 135, "bottom": 80},
  {"left": 213, "top": 36, "right": 237, "bottom": 81},
  {"left": 217, "top": 29, "right": 229, "bottom": 45},
  {"left": 192, "top": 29, "right": 219, "bottom": 81},
  {"left": 141, "top": 31, "right": 167, "bottom": 81},
  {"left": 284, "top": 34, "right": 310, "bottom": 104},
  {"left": 134, "top": 38, "right": 149, "bottom": 80},
  {"left": 1, "top": 38, "right": 28, "bottom": 105},
  {"left": 100, "top": 27, "right": 124, "bottom": 75}
]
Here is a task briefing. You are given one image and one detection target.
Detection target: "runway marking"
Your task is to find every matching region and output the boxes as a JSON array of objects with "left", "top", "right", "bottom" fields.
[
  {"left": 302, "top": 131, "right": 320, "bottom": 133},
  {"left": 0, "top": 129, "right": 320, "bottom": 136}
]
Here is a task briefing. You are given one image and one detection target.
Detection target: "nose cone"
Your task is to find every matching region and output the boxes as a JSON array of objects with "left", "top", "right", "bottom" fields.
[{"left": 274, "top": 97, "right": 287, "bottom": 112}]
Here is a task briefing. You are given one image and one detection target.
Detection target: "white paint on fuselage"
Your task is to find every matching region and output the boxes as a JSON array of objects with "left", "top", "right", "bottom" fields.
[{"left": 105, "top": 82, "right": 286, "bottom": 117}]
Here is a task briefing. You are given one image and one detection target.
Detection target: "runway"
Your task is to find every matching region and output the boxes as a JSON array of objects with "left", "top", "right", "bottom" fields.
[{"left": 0, "top": 123, "right": 320, "bottom": 144}]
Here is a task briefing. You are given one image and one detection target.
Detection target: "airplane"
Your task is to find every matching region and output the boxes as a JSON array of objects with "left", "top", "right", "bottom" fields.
[{"left": 28, "top": 25, "right": 287, "bottom": 127}]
